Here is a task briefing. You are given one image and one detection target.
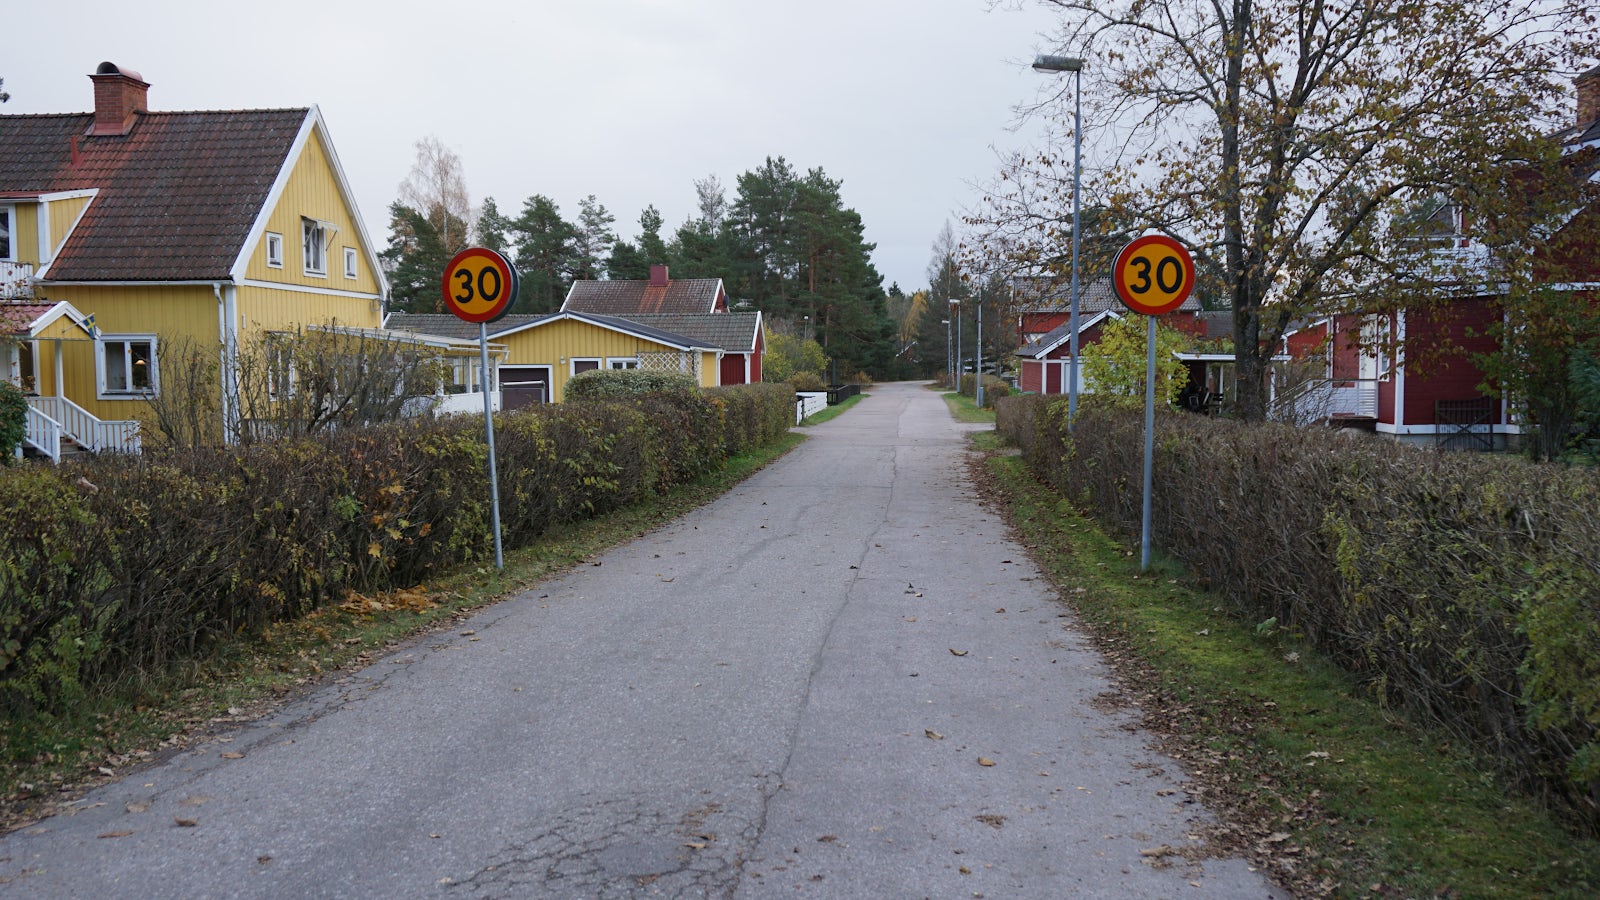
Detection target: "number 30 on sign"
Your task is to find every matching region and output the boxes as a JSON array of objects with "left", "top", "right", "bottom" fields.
[
  {"left": 442, "top": 247, "right": 518, "bottom": 323},
  {"left": 1111, "top": 234, "right": 1196, "bottom": 316}
]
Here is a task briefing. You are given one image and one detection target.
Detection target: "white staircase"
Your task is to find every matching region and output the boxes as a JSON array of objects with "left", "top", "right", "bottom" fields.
[{"left": 21, "top": 396, "right": 140, "bottom": 463}]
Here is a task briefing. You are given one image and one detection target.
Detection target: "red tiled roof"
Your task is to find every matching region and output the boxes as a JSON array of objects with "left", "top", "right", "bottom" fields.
[
  {"left": 0, "top": 302, "right": 59, "bottom": 335},
  {"left": 0, "top": 108, "right": 308, "bottom": 282},
  {"left": 563, "top": 278, "right": 725, "bottom": 315}
]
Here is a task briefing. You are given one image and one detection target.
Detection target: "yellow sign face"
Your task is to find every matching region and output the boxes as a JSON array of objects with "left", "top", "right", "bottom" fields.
[
  {"left": 442, "top": 248, "right": 516, "bottom": 323},
  {"left": 1112, "top": 235, "right": 1196, "bottom": 316}
]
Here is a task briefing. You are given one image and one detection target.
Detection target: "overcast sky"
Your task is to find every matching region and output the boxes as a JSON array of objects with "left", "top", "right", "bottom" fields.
[{"left": 6, "top": 0, "right": 1067, "bottom": 294}]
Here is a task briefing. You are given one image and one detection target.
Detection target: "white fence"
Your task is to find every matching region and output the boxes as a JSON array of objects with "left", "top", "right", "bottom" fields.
[
  {"left": 796, "top": 391, "right": 827, "bottom": 423},
  {"left": 27, "top": 395, "right": 141, "bottom": 455}
]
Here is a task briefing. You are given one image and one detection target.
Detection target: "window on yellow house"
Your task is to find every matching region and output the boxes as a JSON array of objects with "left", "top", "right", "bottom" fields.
[
  {"left": 302, "top": 218, "right": 327, "bottom": 276},
  {"left": 0, "top": 205, "right": 13, "bottom": 260},
  {"left": 99, "top": 335, "right": 157, "bottom": 397},
  {"left": 344, "top": 247, "right": 358, "bottom": 280},
  {"left": 266, "top": 232, "right": 284, "bottom": 268}
]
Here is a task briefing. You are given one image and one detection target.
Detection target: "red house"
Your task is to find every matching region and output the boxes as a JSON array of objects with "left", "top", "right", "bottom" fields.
[{"left": 1281, "top": 66, "right": 1600, "bottom": 448}]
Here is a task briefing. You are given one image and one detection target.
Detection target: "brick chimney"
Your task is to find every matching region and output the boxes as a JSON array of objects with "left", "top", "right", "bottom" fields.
[
  {"left": 649, "top": 264, "right": 669, "bottom": 286},
  {"left": 1578, "top": 64, "right": 1600, "bottom": 130},
  {"left": 89, "top": 62, "right": 149, "bottom": 136}
]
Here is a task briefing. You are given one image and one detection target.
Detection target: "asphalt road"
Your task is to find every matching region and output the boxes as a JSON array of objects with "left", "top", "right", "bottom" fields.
[{"left": 0, "top": 382, "right": 1283, "bottom": 899}]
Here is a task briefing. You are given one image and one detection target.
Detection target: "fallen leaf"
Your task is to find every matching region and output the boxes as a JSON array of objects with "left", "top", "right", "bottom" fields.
[
  {"left": 925, "top": 729, "right": 944, "bottom": 740},
  {"left": 1305, "top": 751, "right": 1331, "bottom": 760},
  {"left": 1140, "top": 845, "right": 1176, "bottom": 857},
  {"left": 97, "top": 830, "right": 134, "bottom": 839},
  {"left": 97, "top": 767, "right": 115, "bottom": 776},
  {"left": 221, "top": 752, "right": 244, "bottom": 759},
  {"left": 958, "top": 866, "right": 972, "bottom": 874},
  {"left": 174, "top": 817, "right": 198, "bottom": 827},
  {"left": 459, "top": 630, "right": 476, "bottom": 636},
  {"left": 949, "top": 648, "right": 969, "bottom": 657},
  {"left": 1265, "top": 832, "right": 1292, "bottom": 843},
  {"left": 995, "top": 607, "right": 1006, "bottom": 613},
  {"left": 977, "top": 757, "right": 996, "bottom": 767},
  {"left": 974, "top": 814, "right": 1006, "bottom": 829},
  {"left": 817, "top": 835, "right": 837, "bottom": 843},
  {"left": 126, "top": 801, "right": 149, "bottom": 813},
  {"left": 684, "top": 842, "right": 707, "bottom": 850}
]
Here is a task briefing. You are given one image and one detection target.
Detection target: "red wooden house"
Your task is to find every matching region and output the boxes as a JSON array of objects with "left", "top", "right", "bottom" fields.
[{"left": 1281, "top": 66, "right": 1600, "bottom": 448}]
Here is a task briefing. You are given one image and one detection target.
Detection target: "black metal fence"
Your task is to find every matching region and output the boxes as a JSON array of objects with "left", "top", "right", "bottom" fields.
[{"left": 826, "top": 384, "right": 860, "bottom": 405}]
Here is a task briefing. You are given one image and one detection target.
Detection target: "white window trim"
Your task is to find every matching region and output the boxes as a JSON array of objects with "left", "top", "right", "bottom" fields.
[
  {"left": 569, "top": 357, "right": 602, "bottom": 376},
  {"left": 96, "top": 334, "right": 159, "bottom": 399},
  {"left": 302, "top": 218, "right": 329, "bottom": 278},
  {"left": 343, "top": 246, "right": 358, "bottom": 280},
  {"left": 607, "top": 357, "right": 640, "bottom": 370},
  {"left": 265, "top": 232, "right": 284, "bottom": 268},
  {"left": 0, "top": 204, "right": 15, "bottom": 262}
]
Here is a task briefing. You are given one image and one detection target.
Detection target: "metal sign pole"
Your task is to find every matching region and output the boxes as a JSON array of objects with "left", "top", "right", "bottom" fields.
[
  {"left": 1141, "top": 316, "right": 1156, "bottom": 571},
  {"left": 480, "top": 321, "right": 504, "bottom": 571}
]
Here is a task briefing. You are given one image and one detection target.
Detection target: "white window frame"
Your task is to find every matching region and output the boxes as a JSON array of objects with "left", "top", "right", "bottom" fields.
[
  {"left": 343, "top": 246, "right": 358, "bottom": 280},
  {"left": 265, "top": 232, "right": 283, "bottom": 268},
  {"left": 569, "top": 357, "right": 602, "bottom": 376},
  {"left": 97, "top": 334, "right": 158, "bottom": 399},
  {"left": 302, "top": 218, "right": 327, "bottom": 277},
  {"left": 607, "top": 357, "right": 640, "bottom": 370}
]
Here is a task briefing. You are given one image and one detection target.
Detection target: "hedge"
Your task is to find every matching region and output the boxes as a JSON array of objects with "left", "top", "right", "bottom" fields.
[
  {"left": 997, "top": 394, "right": 1600, "bottom": 829},
  {"left": 0, "top": 385, "right": 794, "bottom": 718}
]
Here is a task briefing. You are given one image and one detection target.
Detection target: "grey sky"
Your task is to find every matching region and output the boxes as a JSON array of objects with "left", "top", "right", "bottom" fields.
[{"left": 6, "top": 0, "right": 1065, "bottom": 294}]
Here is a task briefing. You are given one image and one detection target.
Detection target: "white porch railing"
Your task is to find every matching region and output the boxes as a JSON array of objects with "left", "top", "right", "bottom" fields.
[
  {"left": 27, "top": 395, "right": 141, "bottom": 454},
  {"left": 23, "top": 404, "right": 63, "bottom": 462},
  {"left": 0, "top": 262, "right": 34, "bottom": 299},
  {"left": 428, "top": 389, "right": 502, "bottom": 416},
  {"left": 1272, "top": 379, "right": 1379, "bottom": 425}
]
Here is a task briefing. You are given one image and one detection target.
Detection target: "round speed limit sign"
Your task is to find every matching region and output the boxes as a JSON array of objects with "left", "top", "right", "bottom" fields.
[
  {"left": 442, "top": 247, "right": 518, "bottom": 323},
  {"left": 1111, "top": 234, "right": 1195, "bottom": 316}
]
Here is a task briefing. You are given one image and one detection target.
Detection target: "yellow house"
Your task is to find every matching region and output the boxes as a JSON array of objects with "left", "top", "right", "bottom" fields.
[
  {"left": 385, "top": 311, "right": 725, "bottom": 406},
  {"left": 0, "top": 62, "right": 465, "bottom": 457}
]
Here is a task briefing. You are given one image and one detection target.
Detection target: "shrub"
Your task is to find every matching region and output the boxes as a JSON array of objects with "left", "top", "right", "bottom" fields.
[
  {"left": 0, "top": 385, "right": 794, "bottom": 720},
  {"left": 1002, "top": 399, "right": 1600, "bottom": 829},
  {"left": 788, "top": 371, "right": 826, "bottom": 392},
  {"left": 564, "top": 369, "right": 699, "bottom": 401},
  {"left": 0, "top": 381, "right": 25, "bottom": 462}
]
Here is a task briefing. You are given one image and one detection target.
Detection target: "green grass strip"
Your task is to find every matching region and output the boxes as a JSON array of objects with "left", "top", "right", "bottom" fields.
[
  {"left": 799, "top": 392, "right": 866, "bottom": 425},
  {"left": 984, "top": 451, "right": 1600, "bottom": 898}
]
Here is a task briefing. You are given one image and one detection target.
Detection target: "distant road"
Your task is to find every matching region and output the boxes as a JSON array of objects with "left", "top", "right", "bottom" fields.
[{"left": 0, "top": 382, "right": 1281, "bottom": 898}]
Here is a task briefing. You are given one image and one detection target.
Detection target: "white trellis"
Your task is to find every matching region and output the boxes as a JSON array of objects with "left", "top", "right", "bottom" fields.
[{"left": 637, "top": 350, "right": 699, "bottom": 381}]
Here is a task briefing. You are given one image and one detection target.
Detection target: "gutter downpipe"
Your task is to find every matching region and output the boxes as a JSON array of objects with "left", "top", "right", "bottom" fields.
[{"left": 215, "top": 283, "right": 241, "bottom": 444}]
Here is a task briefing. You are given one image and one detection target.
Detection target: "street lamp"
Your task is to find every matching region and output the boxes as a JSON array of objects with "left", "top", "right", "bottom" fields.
[
  {"left": 949, "top": 297, "right": 961, "bottom": 387},
  {"left": 1033, "top": 53, "right": 1085, "bottom": 430},
  {"left": 942, "top": 318, "right": 952, "bottom": 382}
]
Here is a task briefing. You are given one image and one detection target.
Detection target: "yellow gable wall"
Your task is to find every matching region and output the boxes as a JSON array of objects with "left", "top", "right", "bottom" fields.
[
  {"left": 242, "top": 126, "right": 381, "bottom": 297},
  {"left": 494, "top": 318, "right": 720, "bottom": 401}
]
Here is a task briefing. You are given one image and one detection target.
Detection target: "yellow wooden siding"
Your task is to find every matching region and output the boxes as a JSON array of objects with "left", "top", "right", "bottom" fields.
[
  {"left": 23, "top": 315, "right": 96, "bottom": 397},
  {"left": 46, "top": 196, "right": 92, "bottom": 256},
  {"left": 40, "top": 284, "right": 217, "bottom": 425},
  {"left": 495, "top": 318, "right": 709, "bottom": 402},
  {"left": 9, "top": 202, "right": 40, "bottom": 264},
  {"left": 243, "top": 128, "right": 380, "bottom": 296},
  {"left": 698, "top": 351, "right": 718, "bottom": 388},
  {"left": 237, "top": 285, "right": 382, "bottom": 333}
]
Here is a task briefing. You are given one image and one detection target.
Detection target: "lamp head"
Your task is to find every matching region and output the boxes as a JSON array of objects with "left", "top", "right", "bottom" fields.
[{"left": 1032, "top": 54, "right": 1084, "bottom": 73}]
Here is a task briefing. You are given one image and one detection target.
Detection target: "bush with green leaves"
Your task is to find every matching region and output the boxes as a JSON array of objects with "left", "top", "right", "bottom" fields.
[
  {"left": 0, "top": 384, "right": 794, "bottom": 720},
  {"left": 996, "top": 395, "right": 1600, "bottom": 831},
  {"left": 564, "top": 369, "right": 700, "bottom": 401},
  {"left": 0, "top": 380, "right": 26, "bottom": 462}
]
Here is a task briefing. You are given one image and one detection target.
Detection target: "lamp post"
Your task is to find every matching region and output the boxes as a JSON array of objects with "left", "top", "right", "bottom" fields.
[
  {"left": 1033, "top": 53, "right": 1085, "bottom": 430},
  {"left": 975, "top": 286, "right": 985, "bottom": 408},
  {"left": 950, "top": 297, "right": 961, "bottom": 387},
  {"left": 942, "top": 318, "right": 952, "bottom": 382}
]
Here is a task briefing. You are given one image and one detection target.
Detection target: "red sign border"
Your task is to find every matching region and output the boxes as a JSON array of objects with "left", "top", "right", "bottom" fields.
[
  {"left": 442, "top": 247, "right": 516, "bottom": 324},
  {"left": 1111, "top": 234, "right": 1196, "bottom": 316}
]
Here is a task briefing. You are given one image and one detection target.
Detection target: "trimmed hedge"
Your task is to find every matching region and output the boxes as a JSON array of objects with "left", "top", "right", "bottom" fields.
[
  {"left": 0, "top": 386, "right": 793, "bottom": 718},
  {"left": 564, "top": 369, "right": 700, "bottom": 401},
  {"left": 997, "top": 395, "right": 1600, "bottom": 829}
]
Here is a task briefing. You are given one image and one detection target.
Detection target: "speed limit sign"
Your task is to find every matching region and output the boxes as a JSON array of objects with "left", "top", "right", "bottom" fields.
[
  {"left": 1111, "top": 234, "right": 1195, "bottom": 316},
  {"left": 442, "top": 247, "right": 519, "bottom": 323}
]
